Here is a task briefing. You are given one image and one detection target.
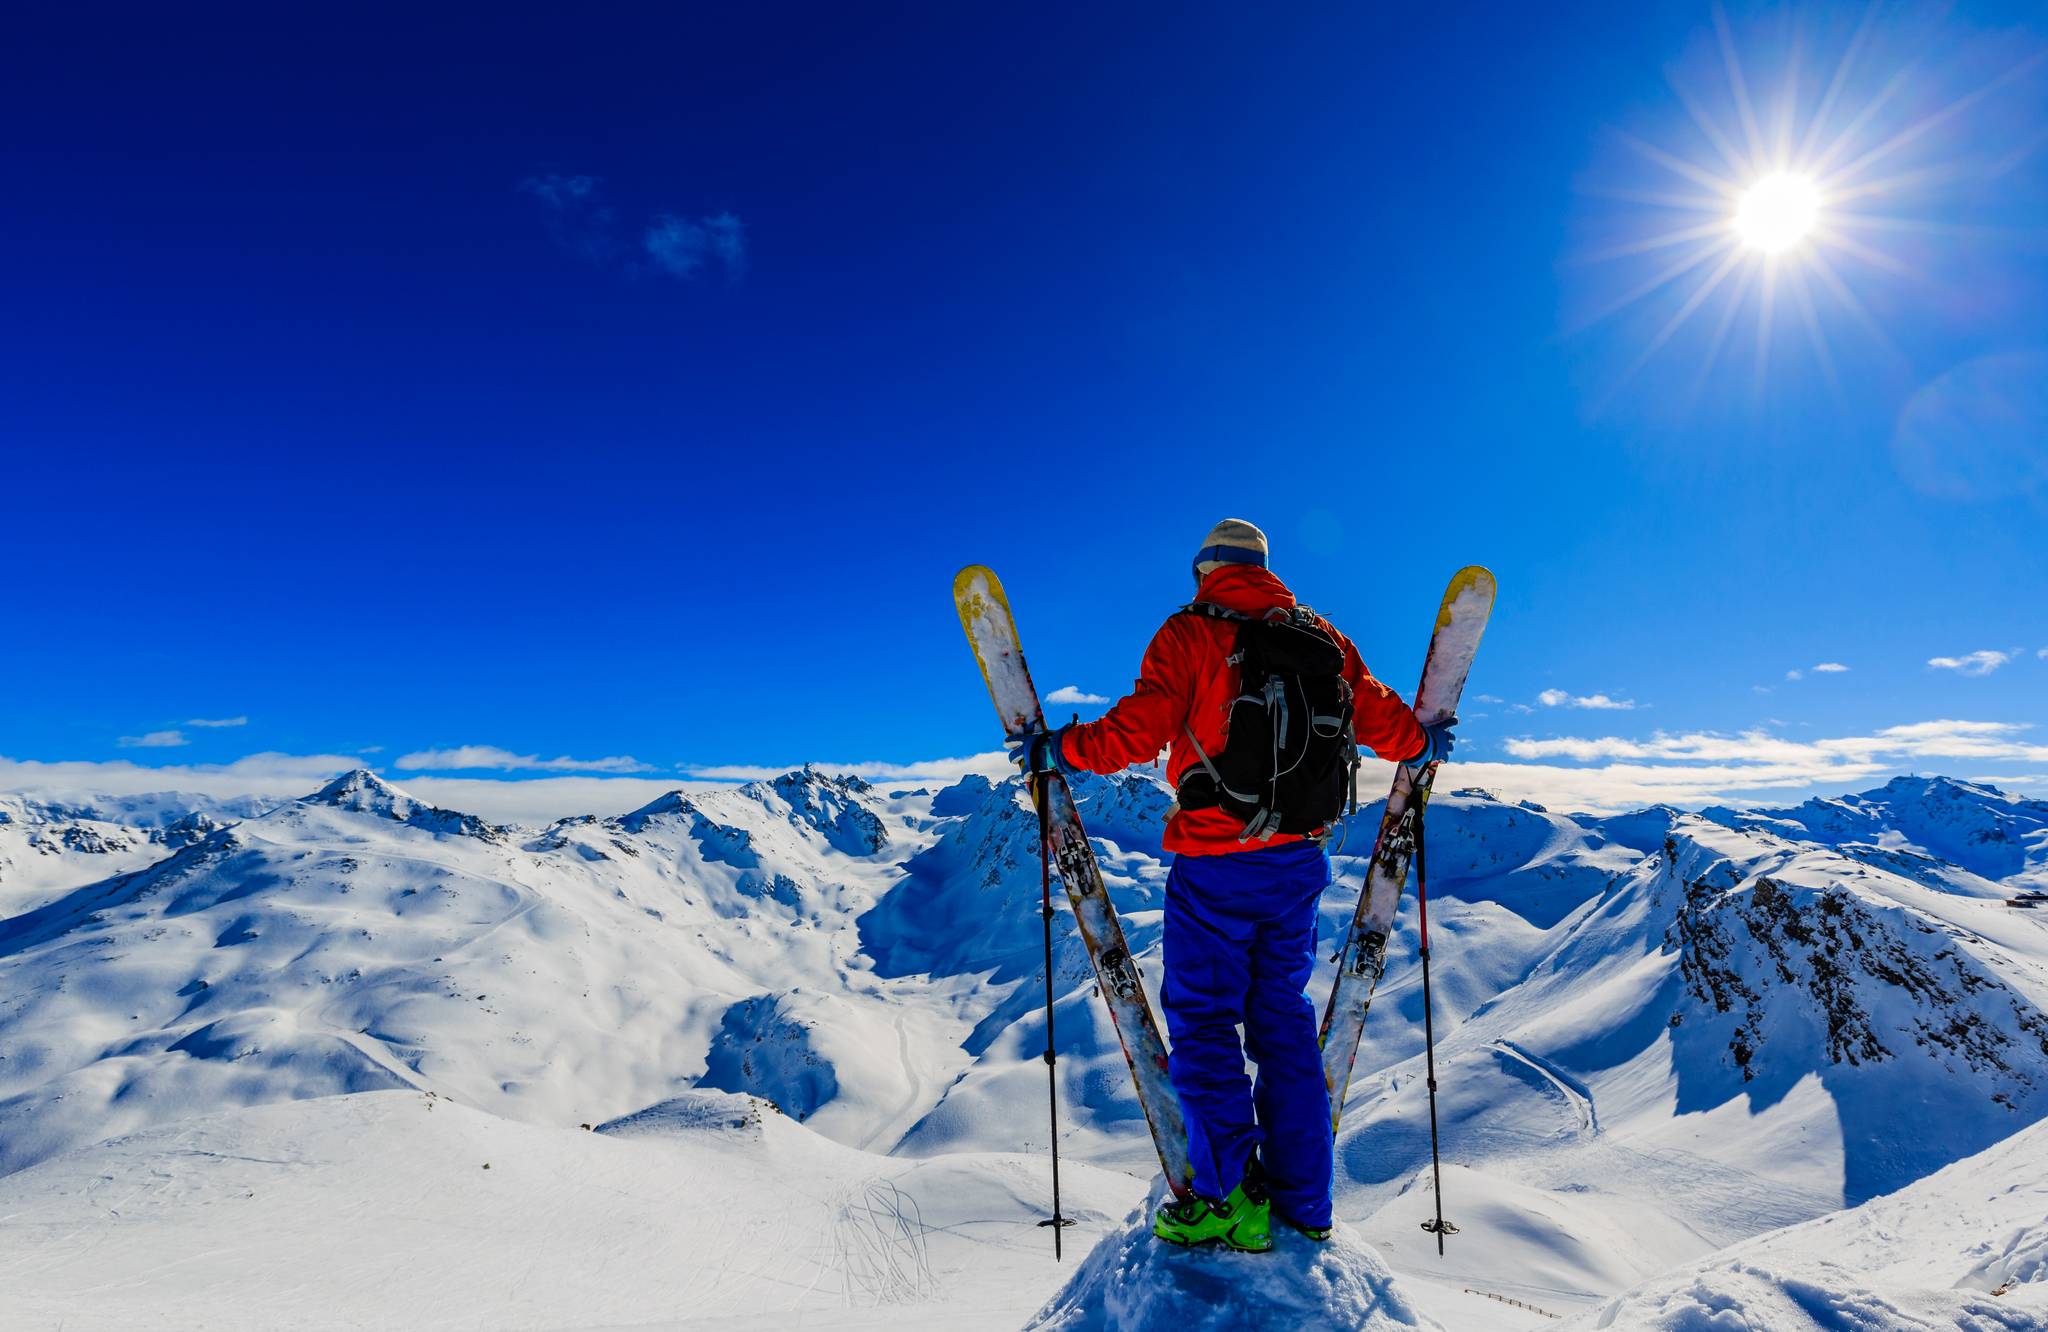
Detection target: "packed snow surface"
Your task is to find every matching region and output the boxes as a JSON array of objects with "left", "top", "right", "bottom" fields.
[{"left": 0, "top": 767, "right": 2045, "bottom": 1328}]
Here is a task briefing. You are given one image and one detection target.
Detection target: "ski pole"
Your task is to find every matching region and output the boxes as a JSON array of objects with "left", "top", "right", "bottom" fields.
[
  {"left": 1414, "top": 799, "right": 1458, "bottom": 1254},
  {"left": 1032, "top": 773, "right": 1072, "bottom": 1258}
]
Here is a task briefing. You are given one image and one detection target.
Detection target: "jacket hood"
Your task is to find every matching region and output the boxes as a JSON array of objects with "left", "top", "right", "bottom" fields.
[{"left": 1193, "top": 564, "right": 1296, "bottom": 614}]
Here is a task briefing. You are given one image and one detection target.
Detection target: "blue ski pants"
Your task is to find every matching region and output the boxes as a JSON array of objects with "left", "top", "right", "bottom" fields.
[{"left": 1161, "top": 839, "right": 1334, "bottom": 1229}]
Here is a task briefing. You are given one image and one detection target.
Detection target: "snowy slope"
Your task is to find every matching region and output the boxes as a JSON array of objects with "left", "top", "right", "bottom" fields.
[
  {"left": 1566, "top": 1116, "right": 2048, "bottom": 1328},
  {"left": 0, "top": 1088, "right": 1146, "bottom": 1331}
]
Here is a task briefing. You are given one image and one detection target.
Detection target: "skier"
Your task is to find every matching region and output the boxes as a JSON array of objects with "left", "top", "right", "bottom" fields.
[{"left": 1007, "top": 518, "right": 1453, "bottom": 1252}]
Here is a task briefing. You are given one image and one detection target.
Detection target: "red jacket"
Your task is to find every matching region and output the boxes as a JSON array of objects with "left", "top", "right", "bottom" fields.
[{"left": 1057, "top": 565, "right": 1427, "bottom": 856}]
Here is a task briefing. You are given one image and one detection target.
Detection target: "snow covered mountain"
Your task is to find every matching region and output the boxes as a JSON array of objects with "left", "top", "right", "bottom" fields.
[
  {"left": 0, "top": 793, "right": 240, "bottom": 918},
  {"left": 1, "top": 767, "right": 2044, "bottom": 1328}
]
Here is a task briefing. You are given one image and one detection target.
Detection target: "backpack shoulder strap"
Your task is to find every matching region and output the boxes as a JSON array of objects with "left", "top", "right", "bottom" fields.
[{"left": 1178, "top": 600, "right": 1252, "bottom": 623}]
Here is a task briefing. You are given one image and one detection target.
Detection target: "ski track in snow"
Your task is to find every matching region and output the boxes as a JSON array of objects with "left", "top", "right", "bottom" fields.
[
  {"left": 1492, "top": 1039, "right": 1599, "bottom": 1134},
  {"left": 1, "top": 769, "right": 2046, "bottom": 1328}
]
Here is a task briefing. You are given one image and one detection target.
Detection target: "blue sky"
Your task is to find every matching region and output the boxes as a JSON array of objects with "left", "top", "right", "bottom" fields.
[{"left": 3, "top": 2, "right": 2045, "bottom": 819}]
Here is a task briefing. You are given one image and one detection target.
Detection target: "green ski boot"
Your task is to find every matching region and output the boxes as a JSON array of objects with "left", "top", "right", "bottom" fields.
[
  {"left": 1241, "top": 1154, "right": 1329, "bottom": 1242},
  {"left": 1152, "top": 1181, "right": 1272, "bottom": 1253}
]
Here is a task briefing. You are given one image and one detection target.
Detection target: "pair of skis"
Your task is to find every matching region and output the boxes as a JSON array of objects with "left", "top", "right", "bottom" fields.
[{"left": 954, "top": 563, "right": 1496, "bottom": 1202}]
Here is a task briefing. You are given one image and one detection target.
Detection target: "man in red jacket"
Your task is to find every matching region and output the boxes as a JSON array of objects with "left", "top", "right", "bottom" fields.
[{"left": 1009, "top": 518, "right": 1452, "bottom": 1251}]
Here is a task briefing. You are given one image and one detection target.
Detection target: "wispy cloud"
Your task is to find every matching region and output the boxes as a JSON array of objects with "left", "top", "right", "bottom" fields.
[
  {"left": 682, "top": 753, "right": 1012, "bottom": 785},
  {"left": 521, "top": 172, "right": 745, "bottom": 283},
  {"left": 1785, "top": 669, "right": 1803, "bottom": 682},
  {"left": 1538, "top": 689, "right": 1638, "bottom": 710},
  {"left": 393, "top": 746, "right": 653, "bottom": 774},
  {"left": 1928, "top": 649, "right": 2013, "bottom": 676},
  {"left": 1812, "top": 662, "right": 1850, "bottom": 674},
  {"left": 1045, "top": 685, "right": 1111, "bottom": 706},
  {"left": 518, "top": 172, "right": 618, "bottom": 261},
  {"left": 645, "top": 212, "right": 746, "bottom": 281},
  {"left": 1474, "top": 694, "right": 1505, "bottom": 704},
  {"left": 1, "top": 751, "right": 358, "bottom": 802},
  {"left": 118, "top": 730, "right": 188, "bottom": 748},
  {"left": 1482, "top": 719, "right": 2048, "bottom": 811},
  {"left": 184, "top": 716, "right": 248, "bottom": 728}
]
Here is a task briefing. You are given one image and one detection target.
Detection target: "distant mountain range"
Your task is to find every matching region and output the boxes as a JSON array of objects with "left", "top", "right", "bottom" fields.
[{"left": 2, "top": 766, "right": 2044, "bottom": 1326}]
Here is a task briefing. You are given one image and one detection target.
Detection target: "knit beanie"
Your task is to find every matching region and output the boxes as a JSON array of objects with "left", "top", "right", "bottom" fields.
[{"left": 1193, "top": 518, "right": 1270, "bottom": 579}]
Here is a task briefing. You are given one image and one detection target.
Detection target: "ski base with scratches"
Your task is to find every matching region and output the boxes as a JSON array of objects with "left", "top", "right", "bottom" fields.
[
  {"left": 954, "top": 564, "right": 1196, "bottom": 1202},
  {"left": 1318, "top": 565, "right": 1497, "bottom": 1133}
]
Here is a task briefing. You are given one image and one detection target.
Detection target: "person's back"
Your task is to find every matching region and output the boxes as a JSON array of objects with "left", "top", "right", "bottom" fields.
[{"left": 1006, "top": 518, "right": 1454, "bottom": 1250}]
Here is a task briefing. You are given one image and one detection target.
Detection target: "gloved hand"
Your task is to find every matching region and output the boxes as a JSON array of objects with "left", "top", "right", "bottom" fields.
[
  {"left": 1006, "top": 723, "right": 1076, "bottom": 778},
  {"left": 1403, "top": 717, "right": 1457, "bottom": 771}
]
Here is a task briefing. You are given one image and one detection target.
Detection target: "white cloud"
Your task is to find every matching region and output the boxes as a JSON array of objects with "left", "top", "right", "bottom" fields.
[
  {"left": 1539, "top": 689, "right": 1638, "bottom": 710},
  {"left": 682, "top": 752, "right": 1012, "bottom": 785},
  {"left": 184, "top": 716, "right": 249, "bottom": 728},
  {"left": 1045, "top": 685, "right": 1111, "bottom": 707},
  {"left": 1474, "top": 694, "right": 1504, "bottom": 704},
  {"left": 0, "top": 752, "right": 360, "bottom": 804},
  {"left": 1785, "top": 669, "right": 1803, "bottom": 682},
  {"left": 400, "top": 776, "right": 705, "bottom": 824},
  {"left": 2038, "top": 648, "right": 2048, "bottom": 660},
  {"left": 1929, "top": 650, "right": 2013, "bottom": 676},
  {"left": 393, "top": 746, "right": 653, "bottom": 774},
  {"left": 1812, "top": 662, "right": 1850, "bottom": 674},
  {"left": 118, "top": 730, "right": 188, "bottom": 749},
  {"left": 1486, "top": 719, "right": 2048, "bottom": 812}
]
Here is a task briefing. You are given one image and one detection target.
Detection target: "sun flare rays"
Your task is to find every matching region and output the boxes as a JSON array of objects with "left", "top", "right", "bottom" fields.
[{"left": 1574, "top": 5, "right": 2047, "bottom": 408}]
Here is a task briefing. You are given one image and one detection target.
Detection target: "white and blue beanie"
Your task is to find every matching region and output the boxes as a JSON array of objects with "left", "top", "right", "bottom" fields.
[{"left": 1193, "top": 518, "right": 1270, "bottom": 579}]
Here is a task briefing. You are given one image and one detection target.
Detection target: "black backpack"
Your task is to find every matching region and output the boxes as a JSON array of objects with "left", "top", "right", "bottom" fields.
[{"left": 1174, "top": 603, "right": 1360, "bottom": 842}]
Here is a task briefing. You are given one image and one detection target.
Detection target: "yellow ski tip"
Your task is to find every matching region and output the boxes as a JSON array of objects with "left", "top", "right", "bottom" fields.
[
  {"left": 953, "top": 564, "right": 1012, "bottom": 626},
  {"left": 1436, "top": 565, "right": 1497, "bottom": 628},
  {"left": 953, "top": 563, "right": 999, "bottom": 598}
]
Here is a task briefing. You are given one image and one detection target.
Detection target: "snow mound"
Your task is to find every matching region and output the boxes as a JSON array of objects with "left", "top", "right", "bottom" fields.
[
  {"left": 1028, "top": 1189, "right": 1443, "bottom": 1331},
  {"left": 595, "top": 1087, "right": 768, "bottom": 1138}
]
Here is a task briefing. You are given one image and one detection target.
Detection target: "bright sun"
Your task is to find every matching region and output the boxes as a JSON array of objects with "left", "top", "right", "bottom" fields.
[{"left": 1733, "top": 172, "right": 1822, "bottom": 254}]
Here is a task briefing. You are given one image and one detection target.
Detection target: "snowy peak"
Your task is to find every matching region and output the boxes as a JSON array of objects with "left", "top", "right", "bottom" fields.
[
  {"left": 614, "top": 769, "right": 892, "bottom": 857},
  {"left": 306, "top": 769, "right": 412, "bottom": 813},
  {"left": 298, "top": 770, "right": 503, "bottom": 840},
  {"left": 739, "top": 767, "right": 890, "bottom": 855},
  {"left": 616, "top": 789, "right": 696, "bottom": 833}
]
